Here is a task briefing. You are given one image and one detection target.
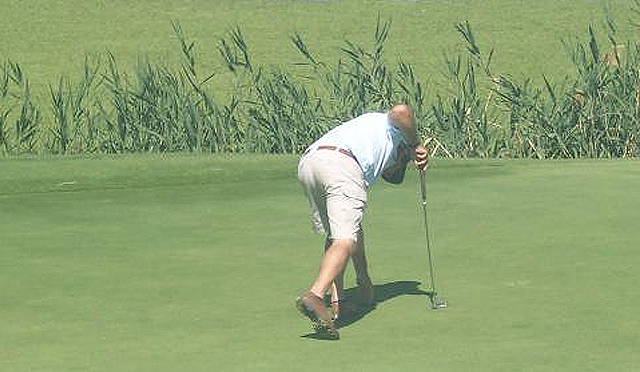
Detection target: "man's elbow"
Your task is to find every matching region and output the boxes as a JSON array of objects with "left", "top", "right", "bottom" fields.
[{"left": 382, "top": 171, "right": 405, "bottom": 184}]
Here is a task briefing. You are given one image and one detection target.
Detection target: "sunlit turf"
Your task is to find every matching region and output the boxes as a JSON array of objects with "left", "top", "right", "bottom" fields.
[
  {"left": 1, "top": 155, "right": 638, "bottom": 371},
  {"left": 1, "top": 0, "right": 635, "bottom": 92}
]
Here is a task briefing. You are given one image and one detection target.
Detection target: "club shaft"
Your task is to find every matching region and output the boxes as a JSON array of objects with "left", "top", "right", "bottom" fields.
[{"left": 420, "top": 170, "right": 437, "bottom": 298}]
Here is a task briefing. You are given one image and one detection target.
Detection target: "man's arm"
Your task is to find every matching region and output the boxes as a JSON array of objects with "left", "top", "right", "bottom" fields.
[{"left": 382, "top": 146, "right": 411, "bottom": 184}]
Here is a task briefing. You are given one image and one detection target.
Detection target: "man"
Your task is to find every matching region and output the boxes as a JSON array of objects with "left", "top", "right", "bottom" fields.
[{"left": 296, "top": 104, "right": 428, "bottom": 339}]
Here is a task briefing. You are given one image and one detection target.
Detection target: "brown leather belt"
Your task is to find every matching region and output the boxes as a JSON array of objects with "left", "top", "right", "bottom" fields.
[{"left": 316, "top": 145, "right": 358, "bottom": 162}]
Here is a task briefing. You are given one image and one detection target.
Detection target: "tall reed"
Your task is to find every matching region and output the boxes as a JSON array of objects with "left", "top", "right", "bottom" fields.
[
  {"left": 0, "top": 61, "right": 41, "bottom": 154},
  {"left": 494, "top": 20, "right": 640, "bottom": 158},
  {"left": 48, "top": 56, "right": 102, "bottom": 154},
  {"left": 1, "top": 14, "right": 639, "bottom": 158}
]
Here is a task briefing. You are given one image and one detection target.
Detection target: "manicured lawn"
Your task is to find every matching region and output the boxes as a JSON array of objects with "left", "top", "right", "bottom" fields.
[
  {"left": 1, "top": 155, "right": 638, "bottom": 371},
  {"left": 1, "top": 0, "right": 635, "bottom": 91}
]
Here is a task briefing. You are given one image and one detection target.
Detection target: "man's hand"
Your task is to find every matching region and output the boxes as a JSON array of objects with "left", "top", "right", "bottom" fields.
[{"left": 414, "top": 145, "right": 428, "bottom": 170}]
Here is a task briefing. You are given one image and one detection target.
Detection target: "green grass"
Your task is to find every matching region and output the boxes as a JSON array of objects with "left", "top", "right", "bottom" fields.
[
  {"left": 1, "top": 155, "right": 639, "bottom": 371},
  {"left": 1, "top": 0, "right": 636, "bottom": 93}
]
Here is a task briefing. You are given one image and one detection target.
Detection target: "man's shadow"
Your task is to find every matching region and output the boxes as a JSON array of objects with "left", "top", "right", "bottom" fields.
[{"left": 302, "top": 280, "right": 429, "bottom": 340}]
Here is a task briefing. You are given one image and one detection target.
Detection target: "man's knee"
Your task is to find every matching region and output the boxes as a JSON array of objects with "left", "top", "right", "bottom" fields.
[{"left": 329, "top": 238, "right": 357, "bottom": 255}]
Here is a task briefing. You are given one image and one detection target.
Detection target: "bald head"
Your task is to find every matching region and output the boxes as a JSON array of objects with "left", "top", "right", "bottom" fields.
[
  {"left": 388, "top": 105, "right": 418, "bottom": 147},
  {"left": 389, "top": 105, "right": 414, "bottom": 127}
]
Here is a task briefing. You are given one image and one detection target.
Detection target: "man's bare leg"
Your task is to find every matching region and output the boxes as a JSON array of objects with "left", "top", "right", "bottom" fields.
[
  {"left": 351, "top": 229, "right": 374, "bottom": 306},
  {"left": 330, "top": 271, "right": 345, "bottom": 319},
  {"left": 324, "top": 238, "right": 345, "bottom": 318},
  {"left": 309, "top": 238, "right": 355, "bottom": 300},
  {"left": 296, "top": 238, "right": 352, "bottom": 339}
]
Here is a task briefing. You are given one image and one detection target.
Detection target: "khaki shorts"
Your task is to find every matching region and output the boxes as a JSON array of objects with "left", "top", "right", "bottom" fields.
[{"left": 298, "top": 149, "right": 367, "bottom": 242}]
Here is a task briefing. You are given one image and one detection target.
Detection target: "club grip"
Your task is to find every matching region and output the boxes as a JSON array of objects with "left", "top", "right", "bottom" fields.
[{"left": 419, "top": 169, "right": 427, "bottom": 202}]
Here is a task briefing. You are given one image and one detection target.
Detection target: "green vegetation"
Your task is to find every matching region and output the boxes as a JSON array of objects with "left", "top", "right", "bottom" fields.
[
  {"left": 2, "top": 0, "right": 640, "bottom": 157},
  {"left": 2, "top": 3, "right": 638, "bottom": 369},
  {"left": 1, "top": 0, "right": 635, "bottom": 84},
  {"left": 1, "top": 155, "right": 638, "bottom": 371}
]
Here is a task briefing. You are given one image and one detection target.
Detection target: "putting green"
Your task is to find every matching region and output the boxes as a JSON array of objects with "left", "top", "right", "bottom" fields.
[{"left": 1, "top": 155, "right": 638, "bottom": 371}]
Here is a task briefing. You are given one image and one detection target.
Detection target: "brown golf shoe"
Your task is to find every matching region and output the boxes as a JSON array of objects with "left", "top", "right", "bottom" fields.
[{"left": 296, "top": 291, "right": 339, "bottom": 340}]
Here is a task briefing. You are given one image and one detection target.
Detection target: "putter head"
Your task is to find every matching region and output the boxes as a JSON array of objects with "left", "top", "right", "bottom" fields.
[
  {"left": 426, "top": 291, "right": 447, "bottom": 310},
  {"left": 431, "top": 299, "right": 448, "bottom": 309}
]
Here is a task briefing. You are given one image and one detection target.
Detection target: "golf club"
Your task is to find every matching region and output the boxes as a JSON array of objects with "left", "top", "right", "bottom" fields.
[{"left": 419, "top": 168, "right": 447, "bottom": 310}]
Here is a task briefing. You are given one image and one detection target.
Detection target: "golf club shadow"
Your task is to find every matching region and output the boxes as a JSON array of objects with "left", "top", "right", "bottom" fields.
[
  {"left": 301, "top": 280, "right": 429, "bottom": 339},
  {"left": 335, "top": 280, "right": 429, "bottom": 328},
  {"left": 300, "top": 332, "right": 340, "bottom": 341}
]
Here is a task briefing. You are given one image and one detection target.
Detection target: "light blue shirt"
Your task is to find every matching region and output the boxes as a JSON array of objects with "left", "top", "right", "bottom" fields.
[{"left": 309, "top": 112, "right": 410, "bottom": 186}]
